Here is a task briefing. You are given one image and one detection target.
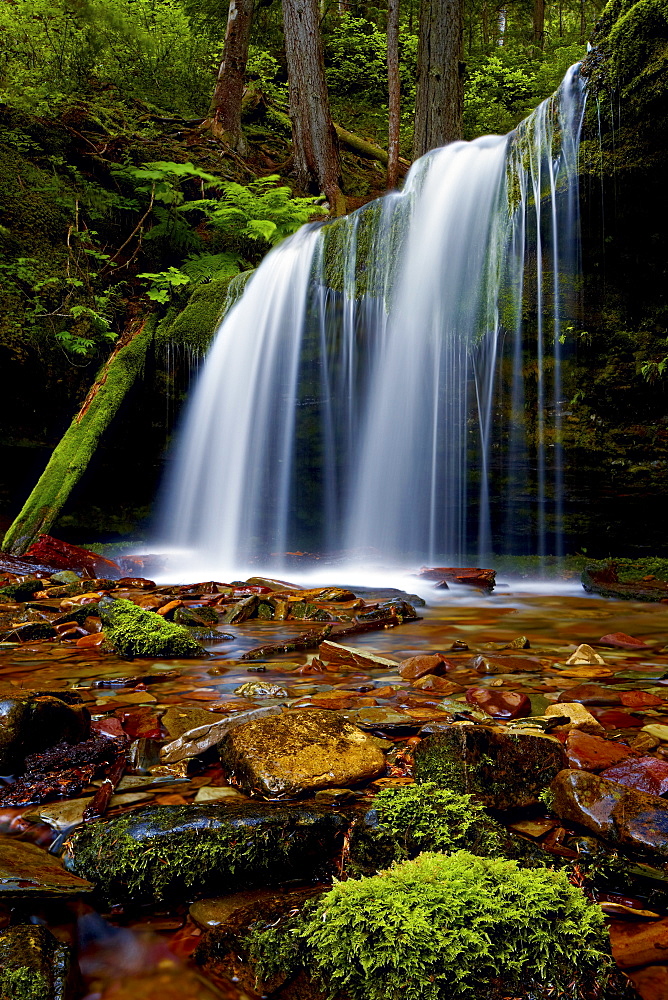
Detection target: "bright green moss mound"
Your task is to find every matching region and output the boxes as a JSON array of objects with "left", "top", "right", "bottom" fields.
[
  {"left": 99, "top": 597, "right": 204, "bottom": 658},
  {"left": 349, "top": 783, "right": 508, "bottom": 875},
  {"left": 0, "top": 968, "right": 49, "bottom": 1000},
  {"left": 250, "top": 851, "right": 610, "bottom": 1000}
]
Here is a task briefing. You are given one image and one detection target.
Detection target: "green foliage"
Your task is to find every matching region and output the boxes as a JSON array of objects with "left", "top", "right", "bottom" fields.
[
  {"left": 464, "top": 55, "right": 538, "bottom": 137},
  {"left": 250, "top": 851, "right": 610, "bottom": 1000},
  {"left": 0, "top": 967, "right": 49, "bottom": 1000}
]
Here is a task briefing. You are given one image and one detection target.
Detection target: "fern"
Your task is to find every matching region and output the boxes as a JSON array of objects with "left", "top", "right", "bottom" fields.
[{"left": 180, "top": 253, "right": 240, "bottom": 283}]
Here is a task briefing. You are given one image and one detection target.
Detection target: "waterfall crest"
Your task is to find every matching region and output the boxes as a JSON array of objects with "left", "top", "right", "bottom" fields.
[{"left": 159, "top": 66, "right": 586, "bottom": 577}]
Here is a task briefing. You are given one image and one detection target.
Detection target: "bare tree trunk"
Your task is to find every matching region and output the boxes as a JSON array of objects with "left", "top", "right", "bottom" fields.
[
  {"left": 413, "top": 0, "right": 465, "bottom": 158},
  {"left": 532, "top": 0, "right": 545, "bottom": 50},
  {"left": 208, "top": 0, "right": 254, "bottom": 153},
  {"left": 387, "top": 0, "right": 401, "bottom": 188},
  {"left": 282, "top": 0, "right": 345, "bottom": 214},
  {"left": 496, "top": 4, "right": 506, "bottom": 44}
]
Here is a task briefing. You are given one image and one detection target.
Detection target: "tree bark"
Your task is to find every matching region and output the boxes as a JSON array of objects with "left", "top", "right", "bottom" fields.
[
  {"left": 387, "top": 0, "right": 401, "bottom": 188},
  {"left": 208, "top": 0, "right": 254, "bottom": 153},
  {"left": 533, "top": 0, "right": 545, "bottom": 50},
  {"left": 282, "top": 0, "right": 345, "bottom": 214},
  {"left": 413, "top": 0, "right": 465, "bottom": 158}
]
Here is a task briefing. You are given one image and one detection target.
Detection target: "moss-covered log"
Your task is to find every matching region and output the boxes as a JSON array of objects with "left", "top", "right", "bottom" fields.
[{"left": 2, "top": 317, "right": 156, "bottom": 556}]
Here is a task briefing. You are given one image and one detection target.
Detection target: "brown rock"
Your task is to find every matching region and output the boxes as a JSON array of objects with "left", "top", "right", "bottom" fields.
[
  {"left": 627, "top": 964, "right": 668, "bottom": 1000},
  {"left": 398, "top": 653, "right": 450, "bottom": 680},
  {"left": 566, "top": 730, "right": 638, "bottom": 771},
  {"left": 598, "top": 709, "right": 645, "bottom": 729},
  {"left": 550, "top": 769, "right": 668, "bottom": 857},
  {"left": 471, "top": 654, "right": 543, "bottom": 675},
  {"left": 620, "top": 691, "right": 665, "bottom": 708},
  {"left": 465, "top": 687, "right": 532, "bottom": 719},
  {"left": 319, "top": 641, "right": 400, "bottom": 671},
  {"left": 600, "top": 757, "right": 668, "bottom": 796},
  {"left": 411, "top": 675, "right": 461, "bottom": 695},
  {"left": 598, "top": 632, "right": 651, "bottom": 650},
  {"left": 562, "top": 684, "right": 622, "bottom": 706},
  {"left": 609, "top": 918, "right": 668, "bottom": 969}
]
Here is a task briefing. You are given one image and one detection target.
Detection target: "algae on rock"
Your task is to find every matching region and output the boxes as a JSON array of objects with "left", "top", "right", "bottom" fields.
[
  {"left": 99, "top": 596, "right": 205, "bottom": 658},
  {"left": 0, "top": 924, "right": 72, "bottom": 1000}
]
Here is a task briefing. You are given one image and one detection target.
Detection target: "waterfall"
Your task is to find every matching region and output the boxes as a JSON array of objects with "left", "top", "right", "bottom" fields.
[{"left": 158, "top": 65, "right": 586, "bottom": 577}]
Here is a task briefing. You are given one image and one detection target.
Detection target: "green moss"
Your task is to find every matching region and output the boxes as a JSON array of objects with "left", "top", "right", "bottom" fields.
[
  {"left": 251, "top": 851, "right": 610, "bottom": 1000},
  {"left": 0, "top": 968, "right": 49, "bottom": 1000},
  {"left": 584, "top": 556, "right": 668, "bottom": 581},
  {"left": 348, "top": 783, "right": 507, "bottom": 875},
  {"left": 100, "top": 597, "right": 205, "bottom": 658},
  {"left": 0, "top": 578, "right": 42, "bottom": 601}
]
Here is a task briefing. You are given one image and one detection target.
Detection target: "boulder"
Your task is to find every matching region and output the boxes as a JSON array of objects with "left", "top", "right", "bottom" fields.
[
  {"left": 550, "top": 769, "right": 668, "bottom": 857},
  {"left": 219, "top": 709, "right": 386, "bottom": 798},
  {"left": 0, "top": 924, "right": 72, "bottom": 1000},
  {"left": 413, "top": 724, "right": 567, "bottom": 809},
  {"left": 0, "top": 686, "right": 89, "bottom": 773},
  {"left": 99, "top": 597, "right": 205, "bottom": 658}
]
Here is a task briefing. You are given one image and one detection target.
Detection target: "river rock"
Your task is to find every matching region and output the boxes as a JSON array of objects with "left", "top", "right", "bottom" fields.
[
  {"left": 62, "top": 802, "right": 353, "bottom": 902},
  {"left": 99, "top": 597, "right": 205, "bottom": 658},
  {"left": 0, "top": 924, "right": 72, "bottom": 1000},
  {"left": 318, "top": 640, "right": 400, "bottom": 670},
  {"left": 562, "top": 684, "right": 622, "bottom": 706},
  {"left": 398, "top": 653, "right": 449, "bottom": 680},
  {"left": 550, "top": 769, "right": 668, "bottom": 857},
  {"left": 598, "top": 632, "right": 651, "bottom": 650},
  {"left": 608, "top": 917, "right": 668, "bottom": 968},
  {"left": 545, "top": 702, "right": 605, "bottom": 735},
  {"left": 0, "top": 686, "right": 89, "bottom": 773},
  {"left": 471, "top": 654, "right": 543, "bottom": 675},
  {"left": 465, "top": 687, "right": 532, "bottom": 719},
  {"left": 411, "top": 674, "right": 461, "bottom": 695},
  {"left": 413, "top": 724, "right": 567, "bottom": 809},
  {"left": 619, "top": 691, "right": 664, "bottom": 708},
  {"left": 600, "top": 757, "right": 668, "bottom": 796},
  {"left": 565, "top": 730, "right": 639, "bottom": 771},
  {"left": 642, "top": 724, "right": 668, "bottom": 742},
  {"left": 0, "top": 836, "right": 93, "bottom": 896},
  {"left": 627, "top": 964, "right": 668, "bottom": 1000},
  {"left": 162, "top": 706, "right": 225, "bottom": 739},
  {"left": 219, "top": 709, "right": 385, "bottom": 797},
  {"left": 565, "top": 644, "right": 606, "bottom": 665}
]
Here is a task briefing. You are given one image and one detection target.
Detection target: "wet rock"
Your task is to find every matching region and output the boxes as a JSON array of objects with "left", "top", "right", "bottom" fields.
[
  {"left": 550, "top": 769, "right": 668, "bottom": 857},
  {"left": 161, "top": 706, "right": 282, "bottom": 763},
  {"left": 0, "top": 836, "right": 93, "bottom": 896},
  {"left": 413, "top": 724, "right": 567, "bottom": 809},
  {"left": 545, "top": 702, "right": 605, "bottom": 735},
  {"left": 398, "top": 653, "right": 449, "bottom": 680},
  {"left": 99, "top": 597, "right": 205, "bottom": 658},
  {"left": 219, "top": 709, "right": 385, "bottom": 798},
  {"left": 219, "top": 596, "right": 258, "bottom": 624},
  {"left": 0, "top": 686, "right": 89, "bottom": 773},
  {"left": 0, "top": 734, "right": 125, "bottom": 807},
  {"left": 418, "top": 566, "right": 496, "bottom": 589},
  {"left": 0, "top": 924, "right": 72, "bottom": 1000},
  {"left": 341, "top": 706, "right": 419, "bottom": 732},
  {"left": 600, "top": 757, "right": 668, "bottom": 796},
  {"left": 598, "top": 709, "right": 645, "bottom": 729},
  {"left": 608, "top": 917, "right": 668, "bottom": 968},
  {"left": 0, "top": 621, "right": 57, "bottom": 642},
  {"left": 471, "top": 654, "right": 543, "bottom": 674},
  {"left": 565, "top": 644, "right": 606, "bottom": 665},
  {"left": 411, "top": 674, "right": 461, "bottom": 695},
  {"left": 563, "top": 684, "right": 622, "bottom": 706},
  {"left": 234, "top": 681, "right": 288, "bottom": 699},
  {"left": 620, "top": 691, "right": 664, "bottom": 708},
  {"left": 318, "top": 640, "right": 400, "bottom": 670},
  {"left": 598, "top": 632, "right": 651, "bottom": 650},
  {"left": 627, "top": 964, "right": 668, "bottom": 1000},
  {"left": 642, "top": 724, "right": 668, "bottom": 742},
  {"left": 25, "top": 534, "right": 122, "bottom": 579},
  {"left": 465, "top": 687, "right": 532, "bottom": 719},
  {"left": 62, "top": 801, "right": 353, "bottom": 902},
  {"left": 566, "top": 730, "right": 639, "bottom": 771},
  {"left": 0, "top": 577, "right": 44, "bottom": 602},
  {"left": 162, "top": 706, "right": 224, "bottom": 739}
]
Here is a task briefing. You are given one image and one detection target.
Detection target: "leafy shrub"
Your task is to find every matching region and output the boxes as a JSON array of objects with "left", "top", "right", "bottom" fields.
[{"left": 464, "top": 54, "right": 538, "bottom": 138}]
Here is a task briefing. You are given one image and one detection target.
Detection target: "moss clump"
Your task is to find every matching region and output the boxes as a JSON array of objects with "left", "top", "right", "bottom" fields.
[
  {"left": 348, "top": 783, "right": 508, "bottom": 875},
  {"left": 249, "top": 851, "right": 610, "bottom": 1000},
  {"left": 99, "top": 597, "right": 205, "bottom": 658},
  {"left": 0, "top": 968, "right": 49, "bottom": 1000},
  {"left": 0, "top": 577, "right": 43, "bottom": 601}
]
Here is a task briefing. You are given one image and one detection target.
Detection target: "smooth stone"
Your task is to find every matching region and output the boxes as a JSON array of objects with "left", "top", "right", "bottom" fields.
[
  {"left": 598, "top": 632, "right": 651, "bottom": 650},
  {"left": 219, "top": 709, "right": 385, "bottom": 798},
  {"left": 398, "top": 654, "right": 449, "bottom": 680},
  {"left": 318, "top": 641, "right": 400, "bottom": 671},
  {"left": 600, "top": 757, "right": 668, "bottom": 796},
  {"left": 341, "top": 706, "right": 419, "bottom": 731},
  {"left": 413, "top": 725, "right": 567, "bottom": 809},
  {"left": 0, "top": 924, "right": 71, "bottom": 1000},
  {"left": 0, "top": 685, "right": 89, "bottom": 773},
  {"left": 162, "top": 706, "right": 225, "bottom": 739},
  {"left": 465, "top": 687, "right": 532, "bottom": 719},
  {"left": 627, "top": 964, "right": 668, "bottom": 1000},
  {"left": 471, "top": 654, "right": 543, "bottom": 675},
  {"left": 598, "top": 709, "right": 645, "bottom": 729},
  {"left": 161, "top": 705, "right": 282, "bottom": 763},
  {"left": 566, "top": 730, "right": 639, "bottom": 771},
  {"left": 0, "top": 836, "right": 93, "bottom": 896},
  {"left": 609, "top": 917, "right": 668, "bottom": 968},
  {"left": 26, "top": 792, "right": 153, "bottom": 831},
  {"left": 193, "top": 786, "right": 245, "bottom": 803},
  {"left": 234, "top": 681, "right": 288, "bottom": 699},
  {"left": 620, "top": 691, "right": 665, "bottom": 708},
  {"left": 562, "top": 684, "right": 622, "bottom": 706},
  {"left": 550, "top": 769, "right": 668, "bottom": 857},
  {"left": 411, "top": 675, "right": 461, "bottom": 695},
  {"left": 545, "top": 702, "right": 605, "bottom": 735},
  {"left": 642, "top": 724, "right": 668, "bottom": 742},
  {"left": 566, "top": 644, "right": 606, "bottom": 665}
]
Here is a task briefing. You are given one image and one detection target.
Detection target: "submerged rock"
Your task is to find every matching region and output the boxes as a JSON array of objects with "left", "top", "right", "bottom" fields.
[
  {"left": 0, "top": 836, "right": 93, "bottom": 896},
  {"left": 550, "top": 769, "right": 668, "bottom": 857},
  {"left": 62, "top": 801, "right": 353, "bottom": 902},
  {"left": 413, "top": 724, "right": 567, "bottom": 809},
  {"left": 99, "top": 597, "right": 205, "bottom": 658},
  {"left": 465, "top": 687, "right": 532, "bottom": 719},
  {"left": 0, "top": 924, "right": 72, "bottom": 1000},
  {"left": 0, "top": 686, "right": 89, "bottom": 773},
  {"left": 219, "top": 709, "right": 386, "bottom": 798}
]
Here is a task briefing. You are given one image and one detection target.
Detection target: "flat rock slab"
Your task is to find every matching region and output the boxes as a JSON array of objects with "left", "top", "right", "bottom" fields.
[
  {"left": 0, "top": 836, "right": 93, "bottom": 897},
  {"left": 62, "top": 801, "right": 356, "bottom": 903},
  {"left": 219, "top": 709, "right": 386, "bottom": 798},
  {"left": 566, "top": 730, "right": 639, "bottom": 771},
  {"left": 0, "top": 924, "right": 72, "bottom": 1000},
  {"left": 550, "top": 769, "right": 668, "bottom": 858},
  {"left": 413, "top": 724, "right": 567, "bottom": 809}
]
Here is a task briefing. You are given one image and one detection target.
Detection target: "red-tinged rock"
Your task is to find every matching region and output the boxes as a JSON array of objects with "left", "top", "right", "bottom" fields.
[
  {"left": 598, "top": 709, "right": 645, "bottom": 729},
  {"left": 566, "top": 730, "right": 639, "bottom": 771},
  {"left": 418, "top": 566, "right": 496, "bottom": 590},
  {"left": 627, "top": 964, "right": 668, "bottom": 1000},
  {"left": 609, "top": 918, "right": 668, "bottom": 968},
  {"left": 465, "top": 687, "right": 532, "bottom": 719},
  {"left": 24, "top": 535, "right": 122, "bottom": 579},
  {"left": 600, "top": 757, "right": 668, "bottom": 797},
  {"left": 472, "top": 654, "right": 543, "bottom": 674},
  {"left": 398, "top": 653, "right": 449, "bottom": 680},
  {"left": 91, "top": 718, "right": 125, "bottom": 739},
  {"left": 117, "top": 708, "right": 162, "bottom": 740},
  {"left": 550, "top": 769, "right": 668, "bottom": 857},
  {"left": 411, "top": 675, "right": 461, "bottom": 695},
  {"left": 598, "top": 632, "right": 651, "bottom": 650},
  {"left": 620, "top": 691, "right": 665, "bottom": 708},
  {"left": 562, "top": 684, "right": 622, "bottom": 706}
]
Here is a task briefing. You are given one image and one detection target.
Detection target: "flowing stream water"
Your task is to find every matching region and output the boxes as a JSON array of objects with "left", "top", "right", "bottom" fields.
[{"left": 159, "top": 66, "right": 586, "bottom": 579}]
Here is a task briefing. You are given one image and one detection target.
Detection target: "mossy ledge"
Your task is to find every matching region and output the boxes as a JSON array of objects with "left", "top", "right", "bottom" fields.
[
  {"left": 99, "top": 596, "right": 205, "bottom": 658},
  {"left": 244, "top": 850, "right": 611, "bottom": 1000}
]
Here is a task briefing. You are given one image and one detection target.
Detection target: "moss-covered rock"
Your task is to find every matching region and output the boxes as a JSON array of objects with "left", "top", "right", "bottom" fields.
[
  {"left": 245, "top": 850, "right": 611, "bottom": 1000},
  {"left": 412, "top": 724, "right": 567, "bottom": 809},
  {"left": 0, "top": 686, "right": 89, "bottom": 773},
  {"left": 61, "top": 801, "right": 354, "bottom": 903},
  {"left": 0, "top": 924, "right": 72, "bottom": 1000},
  {"left": 99, "top": 596, "right": 205, "bottom": 658},
  {"left": 0, "top": 578, "right": 44, "bottom": 602}
]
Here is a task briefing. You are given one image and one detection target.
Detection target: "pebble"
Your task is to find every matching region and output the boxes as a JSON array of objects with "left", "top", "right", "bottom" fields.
[
  {"left": 565, "top": 644, "right": 606, "bottom": 665},
  {"left": 642, "top": 724, "right": 668, "bottom": 742}
]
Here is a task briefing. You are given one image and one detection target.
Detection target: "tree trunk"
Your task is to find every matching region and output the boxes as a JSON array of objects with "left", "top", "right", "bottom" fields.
[
  {"left": 413, "top": 0, "right": 465, "bottom": 158},
  {"left": 282, "top": 0, "right": 345, "bottom": 214},
  {"left": 1, "top": 319, "right": 155, "bottom": 556},
  {"left": 208, "top": 0, "right": 254, "bottom": 153},
  {"left": 533, "top": 0, "right": 545, "bottom": 50},
  {"left": 387, "top": 0, "right": 401, "bottom": 188}
]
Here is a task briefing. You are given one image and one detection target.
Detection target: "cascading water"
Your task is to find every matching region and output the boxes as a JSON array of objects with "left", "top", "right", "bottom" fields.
[{"left": 158, "top": 66, "right": 586, "bottom": 578}]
